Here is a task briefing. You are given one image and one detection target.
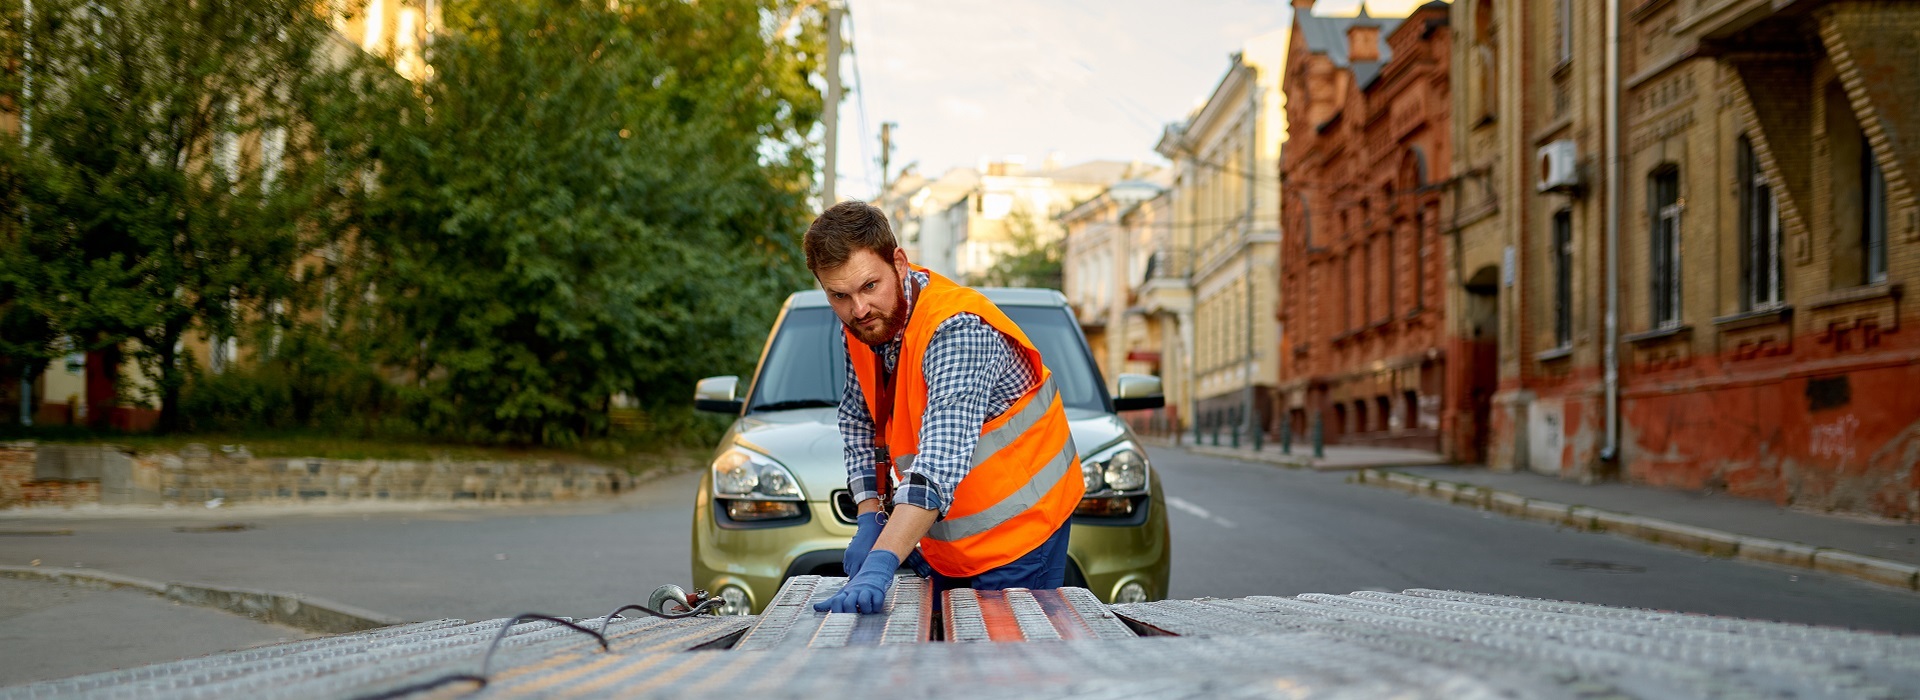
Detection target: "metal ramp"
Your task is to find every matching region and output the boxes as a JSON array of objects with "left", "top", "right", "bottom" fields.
[{"left": 6, "top": 579, "right": 1918, "bottom": 699}]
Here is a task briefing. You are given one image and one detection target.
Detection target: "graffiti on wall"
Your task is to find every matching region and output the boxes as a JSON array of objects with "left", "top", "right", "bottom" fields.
[{"left": 1808, "top": 414, "right": 1860, "bottom": 465}]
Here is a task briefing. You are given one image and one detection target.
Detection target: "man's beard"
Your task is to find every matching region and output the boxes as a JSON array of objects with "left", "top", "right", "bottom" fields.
[{"left": 849, "top": 285, "right": 911, "bottom": 346}]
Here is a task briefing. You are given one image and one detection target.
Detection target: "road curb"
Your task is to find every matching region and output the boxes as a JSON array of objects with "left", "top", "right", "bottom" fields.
[
  {"left": 1352, "top": 469, "right": 1920, "bottom": 594},
  {"left": 0, "top": 565, "right": 406, "bottom": 633},
  {"left": 1181, "top": 444, "right": 1313, "bottom": 469},
  {"left": 1173, "top": 443, "right": 1448, "bottom": 471}
]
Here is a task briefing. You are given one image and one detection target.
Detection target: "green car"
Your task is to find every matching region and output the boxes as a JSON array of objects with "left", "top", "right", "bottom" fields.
[{"left": 690, "top": 288, "right": 1172, "bottom": 615}]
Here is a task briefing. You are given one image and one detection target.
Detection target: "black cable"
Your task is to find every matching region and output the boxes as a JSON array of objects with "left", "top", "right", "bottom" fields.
[
  {"left": 349, "top": 612, "right": 610, "bottom": 700},
  {"left": 353, "top": 674, "right": 486, "bottom": 700},
  {"left": 479, "top": 614, "right": 610, "bottom": 678},
  {"left": 594, "top": 598, "right": 724, "bottom": 637}
]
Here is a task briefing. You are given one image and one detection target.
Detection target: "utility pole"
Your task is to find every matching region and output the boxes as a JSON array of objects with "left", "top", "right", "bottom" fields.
[
  {"left": 821, "top": 1, "right": 843, "bottom": 206},
  {"left": 878, "top": 121, "right": 896, "bottom": 197}
]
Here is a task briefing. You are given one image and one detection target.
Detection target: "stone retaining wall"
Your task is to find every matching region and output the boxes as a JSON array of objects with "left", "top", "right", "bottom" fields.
[{"left": 0, "top": 442, "right": 637, "bottom": 509}]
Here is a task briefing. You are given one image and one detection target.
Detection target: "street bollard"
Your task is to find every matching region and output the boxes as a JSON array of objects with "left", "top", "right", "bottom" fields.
[
  {"left": 1252, "top": 417, "right": 1263, "bottom": 452},
  {"left": 1193, "top": 419, "right": 1202, "bottom": 446},
  {"left": 1211, "top": 420, "right": 1220, "bottom": 447},
  {"left": 1311, "top": 411, "right": 1325, "bottom": 459},
  {"left": 1231, "top": 420, "right": 1240, "bottom": 449},
  {"left": 1280, "top": 414, "right": 1292, "bottom": 455}
]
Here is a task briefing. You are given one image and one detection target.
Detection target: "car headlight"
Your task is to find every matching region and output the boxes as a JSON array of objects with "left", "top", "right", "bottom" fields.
[
  {"left": 1079, "top": 444, "right": 1149, "bottom": 496},
  {"left": 1082, "top": 459, "right": 1105, "bottom": 492},
  {"left": 712, "top": 447, "right": 804, "bottom": 500},
  {"left": 1103, "top": 449, "right": 1147, "bottom": 492}
]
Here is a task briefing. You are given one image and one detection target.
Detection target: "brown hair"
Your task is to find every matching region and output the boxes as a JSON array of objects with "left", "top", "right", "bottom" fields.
[{"left": 803, "top": 200, "right": 897, "bottom": 273}]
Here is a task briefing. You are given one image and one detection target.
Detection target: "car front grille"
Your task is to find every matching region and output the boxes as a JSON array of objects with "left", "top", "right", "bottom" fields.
[{"left": 830, "top": 490, "right": 858, "bottom": 524}]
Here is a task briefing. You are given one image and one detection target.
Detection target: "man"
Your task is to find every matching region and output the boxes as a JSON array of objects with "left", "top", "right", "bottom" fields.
[{"left": 805, "top": 200, "right": 1084, "bottom": 614}]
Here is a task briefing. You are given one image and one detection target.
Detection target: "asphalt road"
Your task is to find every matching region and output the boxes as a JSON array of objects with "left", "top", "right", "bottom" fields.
[{"left": 5, "top": 446, "right": 1920, "bottom": 685}]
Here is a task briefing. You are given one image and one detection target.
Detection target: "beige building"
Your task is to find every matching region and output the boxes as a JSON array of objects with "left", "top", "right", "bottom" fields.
[
  {"left": 946, "top": 157, "right": 1139, "bottom": 285},
  {"left": 873, "top": 166, "right": 980, "bottom": 279},
  {"left": 1060, "top": 176, "right": 1188, "bottom": 434},
  {"left": 1155, "top": 28, "right": 1287, "bottom": 441}
]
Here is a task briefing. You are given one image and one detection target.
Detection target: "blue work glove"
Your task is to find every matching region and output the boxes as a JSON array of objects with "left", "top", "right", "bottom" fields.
[
  {"left": 814, "top": 549, "right": 899, "bottom": 614},
  {"left": 842, "top": 511, "right": 884, "bottom": 576}
]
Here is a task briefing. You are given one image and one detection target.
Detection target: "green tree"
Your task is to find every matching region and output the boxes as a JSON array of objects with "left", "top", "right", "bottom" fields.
[
  {"left": 977, "top": 209, "right": 1063, "bottom": 290},
  {"left": 1, "top": 0, "right": 380, "bottom": 431},
  {"left": 352, "top": 0, "right": 822, "bottom": 444}
]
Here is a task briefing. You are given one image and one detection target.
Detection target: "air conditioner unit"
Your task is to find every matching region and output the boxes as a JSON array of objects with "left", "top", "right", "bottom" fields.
[{"left": 1537, "top": 139, "right": 1580, "bottom": 193}]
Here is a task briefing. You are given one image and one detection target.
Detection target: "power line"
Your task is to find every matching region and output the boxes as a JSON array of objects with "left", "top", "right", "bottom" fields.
[{"left": 844, "top": 9, "right": 876, "bottom": 197}]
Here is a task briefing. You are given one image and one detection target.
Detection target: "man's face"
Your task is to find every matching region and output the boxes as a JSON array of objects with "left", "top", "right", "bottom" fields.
[{"left": 817, "top": 248, "right": 912, "bottom": 346}]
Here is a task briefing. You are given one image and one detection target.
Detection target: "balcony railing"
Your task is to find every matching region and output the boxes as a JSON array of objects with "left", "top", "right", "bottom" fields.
[{"left": 1143, "top": 246, "right": 1194, "bottom": 283}]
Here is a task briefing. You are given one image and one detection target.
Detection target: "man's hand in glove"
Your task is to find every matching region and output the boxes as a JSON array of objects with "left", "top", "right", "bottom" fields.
[
  {"left": 813, "top": 549, "right": 899, "bottom": 614},
  {"left": 842, "top": 511, "right": 884, "bottom": 575}
]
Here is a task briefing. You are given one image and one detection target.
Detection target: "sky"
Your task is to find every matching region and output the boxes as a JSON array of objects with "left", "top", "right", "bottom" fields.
[{"left": 830, "top": 0, "right": 1438, "bottom": 200}]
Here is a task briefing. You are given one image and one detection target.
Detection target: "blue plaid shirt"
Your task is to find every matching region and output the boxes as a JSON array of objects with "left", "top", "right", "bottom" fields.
[{"left": 840, "top": 269, "right": 1040, "bottom": 516}]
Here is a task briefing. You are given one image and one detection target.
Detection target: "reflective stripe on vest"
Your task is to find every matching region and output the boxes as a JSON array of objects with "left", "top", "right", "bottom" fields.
[
  {"left": 970, "top": 377, "right": 1058, "bottom": 468},
  {"left": 927, "top": 434, "right": 1077, "bottom": 542},
  {"left": 885, "top": 376, "right": 1061, "bottom": 529}
]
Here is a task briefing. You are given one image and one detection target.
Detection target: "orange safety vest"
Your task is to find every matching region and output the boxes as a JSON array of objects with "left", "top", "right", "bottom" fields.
[{"left": 847, "top": 266, "right": 1084, "bottom": 577}]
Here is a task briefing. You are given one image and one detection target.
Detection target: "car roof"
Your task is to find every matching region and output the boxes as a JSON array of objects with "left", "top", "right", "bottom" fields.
[{"left": 788, "top": 287, "right": 1068, "bottom": 309}]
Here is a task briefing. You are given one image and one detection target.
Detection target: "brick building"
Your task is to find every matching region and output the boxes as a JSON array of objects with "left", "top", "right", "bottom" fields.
[
  {"left": 1279, "top": 1, "right": 1456, "bottom": 454},
  {"left": 1454, "top": 0, "right": 1920, "bottom": 519}
]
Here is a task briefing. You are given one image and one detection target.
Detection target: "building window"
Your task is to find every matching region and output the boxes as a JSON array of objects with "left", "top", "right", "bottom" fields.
[
  {"left": 1413, "top": 209, "right": 1428, "bottom": 311},
  {"left": 1556, "top": 0, "right": 1572, "bottom": 66},
  {"left": 1738, "top": 137, "right": 1782, "bottom": 309},
  {"left": 1865, "top": 137, "right": 1888, "bottom": 285},
  {"left": 1650, "top": 169, "right": 1683, "bottom": 328},
  {"left": 1552, "top": 209, "right": 1573, "bottom": 347},
  {"left": 1473, "top": 0, "right": 1496, "bottom": 123},
  {"left": 1362, "top": 241, "right": 1374, "bottom": 324},
  {"left": 1385, "top": 227, "right": 1397, "bottom": 319},
  {"left": 1376, "top": 396, "right": 1392, "bottom": 431},
  {"left": 1343, "top": 253, "right": 1355, "bottom": 331},
  {"left": 1403, "top": 390, "right": 1419, "bottom": 431}
]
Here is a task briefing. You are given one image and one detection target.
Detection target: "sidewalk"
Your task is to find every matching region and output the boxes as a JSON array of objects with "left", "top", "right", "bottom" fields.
[
  {"left": 1163, "top": 438, "right": 1449, "bottom": 471},
  {"left": 0, "top": 577, "right": 314, "bottom": 686},
  {"left": 1160, "top": 440, "right": 1920, "bottom": 593}
]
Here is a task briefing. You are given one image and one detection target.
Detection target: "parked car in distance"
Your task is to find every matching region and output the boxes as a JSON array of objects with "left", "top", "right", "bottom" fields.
[{"left": 689, "top": 287, "right": 1171, "bottom": 615}]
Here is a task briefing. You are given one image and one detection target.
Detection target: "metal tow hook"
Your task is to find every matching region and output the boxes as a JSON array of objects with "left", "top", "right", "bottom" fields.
[{"left": 649, "top": 584, "right": 716, "bottom": 615}]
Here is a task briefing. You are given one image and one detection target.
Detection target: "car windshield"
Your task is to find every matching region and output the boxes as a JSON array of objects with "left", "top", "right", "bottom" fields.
[{"left": 745, "top": 303, "right": 1108, "bottom": 414}]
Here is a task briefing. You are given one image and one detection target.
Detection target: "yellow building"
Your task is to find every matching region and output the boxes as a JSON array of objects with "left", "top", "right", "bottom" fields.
[{"left": 1155, "top": 28, "right": 1286, "bottom": 441}]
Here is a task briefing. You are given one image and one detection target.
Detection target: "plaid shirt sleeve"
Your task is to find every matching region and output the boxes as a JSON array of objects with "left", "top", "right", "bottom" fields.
[
  {"left": 838, "top": 335, "right": 881, "bottom": 505},
  {"left": 894, "top": 313, "right": 1039, "bottom": 516}
]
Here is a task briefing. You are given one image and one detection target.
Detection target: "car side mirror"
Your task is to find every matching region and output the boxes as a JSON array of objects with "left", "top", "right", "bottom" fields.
[
  {"left": 1112, "top": 374, "right": 1165, "bottom": 412},
  {"left": 694, "top": 376, "right": 744, "bottom": 414}
]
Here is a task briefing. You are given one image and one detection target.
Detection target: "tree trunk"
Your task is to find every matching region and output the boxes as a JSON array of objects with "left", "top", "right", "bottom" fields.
[{"left": 155, "top": 319, "right": 188, "bottom": 434}]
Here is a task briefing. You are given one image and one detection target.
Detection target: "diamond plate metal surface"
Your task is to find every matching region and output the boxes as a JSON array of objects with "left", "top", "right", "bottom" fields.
[
  {"left": 943, "top": 587, "right": 1135, "bottom": 642},
  {"left": 0, "top": 614, "right": 751, "bottom": 700},
  {"left": 1111, "top": 589, "right": 1920, "bottom": 699},
  {"left": 6, "top": 586, "right": 1917, "bottom": 699},
  {"left": 731, "top": 575, "right": 933, "bottom": 651}
]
